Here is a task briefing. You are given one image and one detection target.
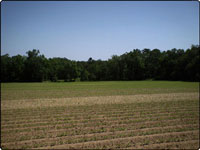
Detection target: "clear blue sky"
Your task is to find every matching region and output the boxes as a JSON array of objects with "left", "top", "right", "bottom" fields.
[{"left": 1, "top": 1, "right": 199, "bottom": 61}]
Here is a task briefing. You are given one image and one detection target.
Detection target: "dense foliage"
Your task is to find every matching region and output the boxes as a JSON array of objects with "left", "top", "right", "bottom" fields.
[{"left": 1, "top": 45, "right": 199, "bottom": 82}]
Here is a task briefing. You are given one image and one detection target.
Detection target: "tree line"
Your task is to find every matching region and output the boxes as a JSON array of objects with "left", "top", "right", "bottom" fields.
[{"left": 1, "top": 45, "right": 199, "bottom": 82}]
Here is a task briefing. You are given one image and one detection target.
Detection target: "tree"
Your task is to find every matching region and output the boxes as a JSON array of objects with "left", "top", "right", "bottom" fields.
[
  {"left": 1, "top": 54, "right": 12, "bottom": 82},
  {"left": 1, "top": 45, "right": 199, "bottom": 82},
  {"left": 24, "top": 49, "right": 47, "bottom": 82},
  {"left": 10, "top": 55, "right": 26, "bottom": 81}
]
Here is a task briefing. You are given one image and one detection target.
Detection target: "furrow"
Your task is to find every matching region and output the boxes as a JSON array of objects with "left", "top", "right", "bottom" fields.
[
  {"left": 37, "top": 130, "right": 199, "bottom": 149},
  {"left": 126, "top": 139, "right": 199, "bottom": 149},
  {"left": 2, "top": 112, "right": 198, "bottom": 133},
  {"left": 2, "top": 124, "right": 198, "bottom": 149},
  {"left": 2, "top": 105, "right": 198, "bottom": 121},
  {"left": 2, "top": 104, "right": 198, "bottom": 117},
  {"left": 2, "top": 118, "right": 198, "bottom": 143},
  {"left": 2, "top": 110, "right": 198, "bottom": 129}
]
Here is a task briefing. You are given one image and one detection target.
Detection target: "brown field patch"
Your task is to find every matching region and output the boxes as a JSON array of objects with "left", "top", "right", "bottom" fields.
[
  {"left": 1, "top": 92, "right": 199, "bottom": 149},
  {"left": 1, "top": 92, "right": 198, "bottom": 110},
  {"left": 2, "top": 124, "right": 198, "bottom": 149},
  {"left": 37, "top": 130, "right": 199, "bottom": 149}
]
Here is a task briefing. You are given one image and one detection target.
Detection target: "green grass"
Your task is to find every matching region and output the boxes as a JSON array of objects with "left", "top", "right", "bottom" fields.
[{"left": 1, "top": 81, "right": 199, "bottom": 100}]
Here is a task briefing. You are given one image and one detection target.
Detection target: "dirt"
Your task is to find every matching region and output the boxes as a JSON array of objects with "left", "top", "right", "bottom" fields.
[
  {"left": 1, "top": 92, "right": 199, "bottom": 149},
  {"left": 2, "top": 126, "right": 199, "bottom": 149},
  {"left": 2, "top": 109, "right": 198, "bottom": 130},
  {"left": 2, "top": 111, "right": 198, "bottom": 136},
  {"left": 36, "top": 130, "right": 198, "bottom": 149},
  {"left": 2, "top": 117, "right": 198, "bottom": 144},
  {"left": 1, "top": 92, "right": 198, "bottom": 110},
  {"left": 126, "top": 139, "right": 199, "bottom": 149}
]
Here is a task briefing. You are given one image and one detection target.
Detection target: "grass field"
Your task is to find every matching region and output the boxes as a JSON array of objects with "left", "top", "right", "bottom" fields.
[{"left": 1, "top": 81, "right": 199, "bottom": 149}]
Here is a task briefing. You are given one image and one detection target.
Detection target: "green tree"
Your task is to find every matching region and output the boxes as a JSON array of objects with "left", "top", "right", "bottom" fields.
[{"left": 24, "top": 49, "right": 47, "bottom": 82}]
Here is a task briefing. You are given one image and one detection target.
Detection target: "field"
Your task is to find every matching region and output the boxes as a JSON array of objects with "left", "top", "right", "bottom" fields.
[{"left": 1, "top": 81, "right": 199, "bottom": 149}]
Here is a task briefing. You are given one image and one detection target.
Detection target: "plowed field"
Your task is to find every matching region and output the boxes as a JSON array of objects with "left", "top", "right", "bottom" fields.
[{"left": 1, "top": 81, "right": 199, "bottom": 149}]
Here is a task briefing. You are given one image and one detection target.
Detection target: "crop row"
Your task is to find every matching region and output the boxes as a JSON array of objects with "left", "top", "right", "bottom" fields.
[
  {"left": 1, "top": 122, "right": 198, "bottom": 148},
  {"left": 2, "top": 98, "right": 198, "bottom": 116},
  {"left": 2, "top": 105, "right": 198, "bottom": 124},
  {"left": 2, "top": 110, "right": 198, "bottom": 134},
  {"left": 4, "top": 129, "right": 198, "bottom": 149},
  {"left": 2, "top": 116, "right": 198, "bottom": 143},
  {"left": 2, "top": 97, "right": 199, "bottom": 149},
  {"left": 44, "top": 131, "right": 199, "bottom": 149},
  {"left": 2, "top": 110, "right": 198, "bottom": 130},
  {"left": 131, "top": 140, "right": 199, "bottom": 149},
  {"left": 3, "top": 99, "right": 198, "bottom": 111}
]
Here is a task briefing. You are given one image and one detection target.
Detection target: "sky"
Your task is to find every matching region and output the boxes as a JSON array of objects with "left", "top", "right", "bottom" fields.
[{"left": 1, "top": 1, "right": 199, "bottom": 61}]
